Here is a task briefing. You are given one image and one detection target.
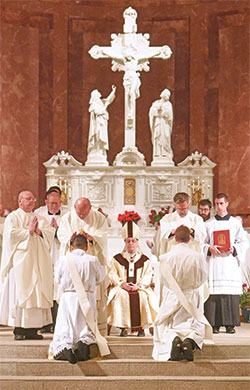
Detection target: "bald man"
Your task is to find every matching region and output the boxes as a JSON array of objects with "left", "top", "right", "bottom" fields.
[
  {"left": 0, "top": 191, "right": 55, "bottom": 340},
  {"left": 57, "top": 197, "right": 109, "bottom": 335}
]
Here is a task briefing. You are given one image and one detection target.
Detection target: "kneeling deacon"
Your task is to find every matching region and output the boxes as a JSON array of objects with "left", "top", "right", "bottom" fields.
[
  {"left": 51, "top": 233, "right": 108, "bottom": 364},
  {"left": 153, "top": 226, "right": 209, "bottom": 361}
]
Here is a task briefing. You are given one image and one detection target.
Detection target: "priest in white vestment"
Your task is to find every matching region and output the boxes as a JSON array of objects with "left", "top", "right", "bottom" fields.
[
  {"left": 107, "top": 221, "right": 158, "bottom": 337},
  {"left": 159, "top": 192, "right": 206, "bottom": 255},
  {"left": 204, "top": 193, "right": 249, "bottom": 334},
  {"left": 57, "top": 197, "right": 109, "bottom": 335},
  {"left": 0, "top": 191, "right": 55, "bottom": 340},
  {"left": 51, "top": 233, "right": 106, "bottom": 364},
  {"left": 153, "top": 226, "right": 208, "bottom": 362},
  {"left": 35, "top": 189, "right": 68, "bottom": 330},
  {"left": 155, "top": 192, "right": 206, "bottom": 305},
  {"left": 0, "top": 216, "right": 5, "bottom": 262}
]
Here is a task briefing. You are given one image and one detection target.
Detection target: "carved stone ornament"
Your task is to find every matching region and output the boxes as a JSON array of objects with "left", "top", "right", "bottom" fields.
[
  {"left": 43, "top": 151, "right": 82, "bottom": 168},
  {"left": 113, "top": 147, "right": 146, "bottom": 167},
  {"left": 177, "top": 151, "right": 216, "bottom": 168}
]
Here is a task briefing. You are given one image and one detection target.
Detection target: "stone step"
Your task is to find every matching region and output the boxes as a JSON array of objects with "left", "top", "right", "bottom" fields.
[
  {"left": 0, "top": 357, "right": 249, "bottom": 377},
  {"left": 1, "top": 340, "right": 249, "bottom": 360},
  {"left": 1, "top": 375, "right": 250, "bottom": 390}
]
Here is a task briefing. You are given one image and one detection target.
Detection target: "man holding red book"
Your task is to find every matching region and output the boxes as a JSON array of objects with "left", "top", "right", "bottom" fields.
[{"left": 204, "top": 193, "right": 249, "bottom": 334}]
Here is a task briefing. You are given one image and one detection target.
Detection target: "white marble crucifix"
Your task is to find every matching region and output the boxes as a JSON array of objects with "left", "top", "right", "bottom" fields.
[{"left": 89, "top": 7, "right": 172, "bottom": 161}]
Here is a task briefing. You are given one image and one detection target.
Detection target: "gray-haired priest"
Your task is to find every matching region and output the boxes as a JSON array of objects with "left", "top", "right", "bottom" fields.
[{"left": 107, "top": 220, "right": 158, "bottom": 337}]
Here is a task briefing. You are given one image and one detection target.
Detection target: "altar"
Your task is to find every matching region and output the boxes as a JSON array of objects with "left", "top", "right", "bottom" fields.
[
  {"left": 44, "top": 149, "right": 215, "bottom": 237},
  {"left": 43, "top": 7, "right": 216, "bottom": 259}
]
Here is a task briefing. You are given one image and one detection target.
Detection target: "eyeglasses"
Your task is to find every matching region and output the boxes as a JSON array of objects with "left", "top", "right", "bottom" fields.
[{"left": 22, "top": 197, "right": 36, "bottom": 202}]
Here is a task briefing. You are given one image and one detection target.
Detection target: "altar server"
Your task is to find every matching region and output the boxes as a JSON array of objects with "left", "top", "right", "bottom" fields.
[
  {"left": 107, "top": 221, "right": 158, "bottom": 336},
  {"left": 204, "top": 193, "right": 249, "bottom": 334},
  {"left": 0, "top": 191, "right": 54, "bottom": 340}
]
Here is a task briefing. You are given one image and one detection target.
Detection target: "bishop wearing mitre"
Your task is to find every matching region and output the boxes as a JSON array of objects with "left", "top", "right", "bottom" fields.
[{"left": 107, "top": 220, "right": 158, "bottom": 337}]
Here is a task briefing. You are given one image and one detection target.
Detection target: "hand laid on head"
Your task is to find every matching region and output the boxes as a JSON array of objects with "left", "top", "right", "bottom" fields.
[
  {"left": 84, "top": 232, "right": 94, "bottom": 242},
  {"left": 146, "top": 240, "right": 153, "bottom": 249}
]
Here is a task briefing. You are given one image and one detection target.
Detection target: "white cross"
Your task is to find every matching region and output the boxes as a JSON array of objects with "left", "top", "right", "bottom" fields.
[{"left": 89, "top": 7, "right": 172, "bottom": 150}]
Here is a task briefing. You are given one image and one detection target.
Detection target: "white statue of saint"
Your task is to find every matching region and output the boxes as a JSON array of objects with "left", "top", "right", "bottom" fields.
[
  {"left": 87, "top": 85, "right": 116, "bottom": 162},
  {"left": 149, "top": 89, "right": 174, "bottom": 165}
]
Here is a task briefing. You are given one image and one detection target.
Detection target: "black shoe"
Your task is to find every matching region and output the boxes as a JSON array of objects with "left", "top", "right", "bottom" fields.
[
  {"left": 14, "top": 334, "right": 25, "bottom": 340},
  {"left": 64, "top": 348, "right": 77, "bottom": 364},
  {"left": 25, "top": 333, "right": 43, "bottom": 340},
  {"left": 54, "top": 348, "right": 77, "bottom": 364},
  {"left": 137, "top": 330, "right": 145, "bottom": 337},
  {"left": 73, "top": 341, "right": 90, "bottom": 361},
  {"left": 182, "top": 338, "right": 194, "bottom": 361},
  {"left": 40, "top": 324, "right": 54, "bottom": 333},
  {"left": 226, "top": 326, "right": 235, "bottom": 334},
  {"left": 213, "top": 326, "right": 220, "bottom": 334},
  {"left": 120, "top": 328, "right": 128, "bottom": 337},
  {"left": 169, "top": 336, "right": 182, "bottom": 361}
]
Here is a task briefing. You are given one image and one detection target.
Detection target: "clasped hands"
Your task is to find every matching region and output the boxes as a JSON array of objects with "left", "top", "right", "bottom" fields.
[
  {"left": 121, "top": 282, "right": 140, "bottom": 292},
  {"left": 50, "top": 217, "right": 58, "bottom": 229},
  {"left": 28, "top": 216, "right": 42, "bottom": 236}
]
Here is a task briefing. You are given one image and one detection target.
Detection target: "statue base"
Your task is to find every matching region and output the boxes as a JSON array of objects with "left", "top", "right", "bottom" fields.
[
  {"left": 85, "top": 152, "right": 109, "bottom": 167},
  {"left": 113, "top": 147, "right": 146, "bottom": 167},
  {"left": 151, "top": 156, "right": 174, "bottom": 167}
]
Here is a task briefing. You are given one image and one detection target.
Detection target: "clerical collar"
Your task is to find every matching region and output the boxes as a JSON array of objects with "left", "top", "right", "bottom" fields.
[
  {"left": 215, "top": 214, "right": 231, "bottom": 221},
  {"left": 48, "top": 210, "right": 61, "bottom": 215}
]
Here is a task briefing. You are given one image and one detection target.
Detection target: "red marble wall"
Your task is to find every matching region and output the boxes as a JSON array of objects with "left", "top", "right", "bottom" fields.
[{"left": 0, "top": 0, "right": 249, "bottom": 225}]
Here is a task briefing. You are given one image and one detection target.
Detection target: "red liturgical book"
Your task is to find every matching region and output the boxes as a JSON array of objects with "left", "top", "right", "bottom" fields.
[{"left": 213, "top": 230, "right": 231, "bottom": 252}]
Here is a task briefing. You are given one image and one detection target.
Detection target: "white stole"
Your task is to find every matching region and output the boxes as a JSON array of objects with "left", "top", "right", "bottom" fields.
[
  {"left": 160, "top": 260, "right": 213, "bottom": 342},
  {"left": 67, "top": 256, "right": 110, "bottom": 356}
]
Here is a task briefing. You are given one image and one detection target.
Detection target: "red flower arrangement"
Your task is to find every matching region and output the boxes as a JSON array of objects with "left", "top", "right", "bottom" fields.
[
  {"left": 149, "top": 206, "right": 171, "bottom": 225},
  {"left": 118, "top": 210, "right": 141, "bottom": 225}
]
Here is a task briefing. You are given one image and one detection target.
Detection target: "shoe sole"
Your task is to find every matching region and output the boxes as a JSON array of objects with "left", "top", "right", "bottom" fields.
[{"left": 182, "top": 339, "right": 194, "bottom": 361}]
